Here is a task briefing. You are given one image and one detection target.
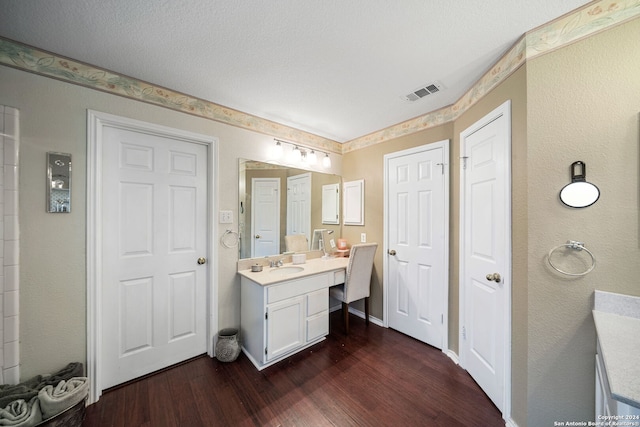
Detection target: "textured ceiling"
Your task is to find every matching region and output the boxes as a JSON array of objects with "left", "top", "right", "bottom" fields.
[{"left": 0, "top": 0, "right": 590, "bottom": 142}]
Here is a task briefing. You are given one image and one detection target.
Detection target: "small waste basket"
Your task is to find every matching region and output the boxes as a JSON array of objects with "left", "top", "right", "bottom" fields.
[{"left": 215, "top": 328, "right": 241, "bottom": 362}]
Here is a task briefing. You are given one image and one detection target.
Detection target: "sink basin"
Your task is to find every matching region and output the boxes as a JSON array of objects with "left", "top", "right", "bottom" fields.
[{"left": 269, "top": 266, "right": 304, "bottom": 275}]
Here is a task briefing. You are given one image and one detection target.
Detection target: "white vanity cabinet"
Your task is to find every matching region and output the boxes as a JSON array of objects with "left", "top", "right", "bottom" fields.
[{"left": 240, "top": 268, "right": 345, "bottom": 370}]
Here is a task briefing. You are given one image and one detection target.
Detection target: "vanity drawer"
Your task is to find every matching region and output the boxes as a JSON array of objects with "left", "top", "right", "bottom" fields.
[
  {"left": 332, "top": 269, "right": 346, "bottom": 285},
  {"left": 267, "top": 274, "right": 329, "bottom": 304},
  {"left": 307, "top": 288, "right": 328, "bottom": 316},
  {"left": 306, "top": 311, "right": 329, "bottom": 342}
]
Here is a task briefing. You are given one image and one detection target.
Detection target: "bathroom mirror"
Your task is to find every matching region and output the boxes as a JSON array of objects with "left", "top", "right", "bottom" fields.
[
  {"left": 559, "top": 161, "right": 600, "bottom": 208},
  {"left": 238, "top": 159, "right": 341, "bottom": 259},
  {"left": 47, "top": 152, "right": 71, "bottom": 213}
]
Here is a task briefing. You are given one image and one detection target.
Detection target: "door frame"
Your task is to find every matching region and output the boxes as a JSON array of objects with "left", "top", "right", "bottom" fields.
[
  {"left": 458, "top": 100, "right": 511, "bottom": 418},
  {"left": 383, "top": 140, "right": 450, "bottom": 353},
  {"left": 86, "top": 110, "right": 218, "bottom": 404}
]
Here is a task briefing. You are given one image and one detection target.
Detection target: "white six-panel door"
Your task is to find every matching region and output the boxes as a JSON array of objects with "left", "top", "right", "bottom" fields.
[
  {"left": 385, "top": 141, "right": 448, "bottom": 350},
  {"left": 286, "top": 173, "right": 311, "bottom": 244},
  {"left": 460, "top": 101, "right": 511, "bottom": 415},
  {"left": 101, "top": 126, "right": 208, "bottom": 389},
  {"left": 251, "top": 178, "right": 280, "bottom": 257}
]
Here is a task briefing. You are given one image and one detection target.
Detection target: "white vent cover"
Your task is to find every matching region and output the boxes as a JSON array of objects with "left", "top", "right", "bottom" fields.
[{"left": 402, "top": 82, "right": 444, "bottom": 102}]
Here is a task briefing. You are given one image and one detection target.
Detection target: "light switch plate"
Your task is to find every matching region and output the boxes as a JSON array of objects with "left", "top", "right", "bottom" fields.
[
  {"left": 361, "top": 233, "right": 366, "bottom": 243},
  {"left": 219, "top": 210, "right": 233, "bottom": 224}
]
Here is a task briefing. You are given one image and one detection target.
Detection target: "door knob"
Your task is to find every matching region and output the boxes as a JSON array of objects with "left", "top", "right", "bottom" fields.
[
  {"left": 197, "top": 257, "right": 206, "bottom": 265},
  {"left": 255, "top": 234, "right": 261, "bottom": 239},
  {"left": 486, "top": 273, "right": 501, "bottom": 283},
  {"left": 388, "top": 249, "right": 396, "bottom": 256}
]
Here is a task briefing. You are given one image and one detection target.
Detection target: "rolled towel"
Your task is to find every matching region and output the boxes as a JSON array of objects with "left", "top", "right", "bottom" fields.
[
  {"left": 37, "top": 377, "right": 88, "bottom": 420},
  {"left": 0, "top": 397, "right": 42, "bottom": 427},
  {"left": 35, "top": 362, "right": 84, "bottom": 390}
]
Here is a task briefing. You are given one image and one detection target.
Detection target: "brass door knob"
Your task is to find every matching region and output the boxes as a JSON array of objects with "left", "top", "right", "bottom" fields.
[
  {"left": 255, "top": 234, "right": 261, "bottom": 239},
  {"left": 197, "top": 257, "right": 206, "bottom": 265},
  {"left": 388, "top": 249, "right": 396, "bottom": 256}
]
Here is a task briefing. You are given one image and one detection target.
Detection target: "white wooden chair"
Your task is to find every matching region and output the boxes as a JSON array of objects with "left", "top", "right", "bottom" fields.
[{"left": 329, "top": 243, "right": 378, "bottom": 334}]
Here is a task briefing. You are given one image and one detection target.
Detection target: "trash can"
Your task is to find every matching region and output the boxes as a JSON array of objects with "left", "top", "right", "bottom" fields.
[{"left": 215, "top": 328, "right": 241, "bottom": 362}]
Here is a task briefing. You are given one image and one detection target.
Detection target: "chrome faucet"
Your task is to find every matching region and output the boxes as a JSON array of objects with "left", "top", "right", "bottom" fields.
[{"left": 269, "top": 258, "right": 284, "bottom": 268}]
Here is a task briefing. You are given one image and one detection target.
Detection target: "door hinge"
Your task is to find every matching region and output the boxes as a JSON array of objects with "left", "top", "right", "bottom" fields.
[
  {"left": 265, "top": 347, "right": 268, "bottom": 355},
  {"left": 460, "top": 156, "right": 469, "bottom": 170},
  {"left": 265, "top": 312, "right": 268, "bottom": 320},
  {"left": 441, "top": 314, "right": 444, "bottom": 324},
  {"left": 436, "top": 162, "right": 446, "bottom": 175},
  {"left": 462, "top": 326, "right": 467, "bottom": 340}
]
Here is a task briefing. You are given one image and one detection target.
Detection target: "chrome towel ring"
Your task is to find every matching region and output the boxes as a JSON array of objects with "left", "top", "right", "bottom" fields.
[
  {"left": 220, "top": 229, "right": 239, "bottom": 248},
  {"left": 547, "top": 240, "right": 596, "bottom": 276}
]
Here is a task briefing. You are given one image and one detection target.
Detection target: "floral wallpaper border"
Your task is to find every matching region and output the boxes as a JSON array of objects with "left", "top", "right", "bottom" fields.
[
  {"left": 0, "top": 0, "right": 637, "bottom": 154},
  {"left": 343, "top": 0, "right": 640, "bottom": 152}
]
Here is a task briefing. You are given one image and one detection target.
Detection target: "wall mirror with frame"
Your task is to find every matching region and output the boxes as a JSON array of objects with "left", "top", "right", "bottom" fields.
[{"left": 47, "top": 152, "right": 71, "bottom": 213}]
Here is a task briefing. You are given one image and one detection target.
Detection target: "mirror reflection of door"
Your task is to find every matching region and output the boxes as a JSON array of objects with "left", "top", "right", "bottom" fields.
[
  {"left": 251, "top": 177, "right": 280, "bottom": 257},
  {"left": 286, "top": 173, "right": 311, "bottom": 246}
]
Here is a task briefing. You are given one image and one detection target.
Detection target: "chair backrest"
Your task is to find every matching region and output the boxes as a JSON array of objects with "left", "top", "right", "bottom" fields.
[
  {"left": 285, "top": 234, "right": 308, "bottom": 253},
  {"left": 344, "top": 243, "right": 378, "bottom": 304}
]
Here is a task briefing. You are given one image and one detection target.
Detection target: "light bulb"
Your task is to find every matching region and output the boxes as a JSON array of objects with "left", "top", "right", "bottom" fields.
[
  {"left": 322, "top": 153, "right": 332, "bottom": 168},
  {"left": 272, "top": 141, "right": 283, "bottom": 158},
  {"left": 290, "top": 146, "right": 302, "bottom": 162},
  {"left": 307, "top": 150, "right": 317, "bottom": 165}
]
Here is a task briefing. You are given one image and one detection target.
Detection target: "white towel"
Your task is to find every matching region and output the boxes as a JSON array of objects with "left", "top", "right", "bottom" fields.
[
  {"left": 37, "top": 377, "right": 88, "bottom": 420},
  {"left": 0, "top": 397, "right": 42, "bottom": 427}
]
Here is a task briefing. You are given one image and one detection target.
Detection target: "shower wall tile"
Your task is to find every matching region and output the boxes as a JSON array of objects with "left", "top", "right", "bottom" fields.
[{"left": 0, "top": 106, "right": 19, "bottom": 384}]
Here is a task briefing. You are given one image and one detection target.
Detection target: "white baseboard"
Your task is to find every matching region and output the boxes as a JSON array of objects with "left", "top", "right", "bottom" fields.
[
  {"left": 329, "top": 303, "right": 384, "bottom": 327},
  {"left": 445, "top": 349, "right": 459, "bottom": 365}
]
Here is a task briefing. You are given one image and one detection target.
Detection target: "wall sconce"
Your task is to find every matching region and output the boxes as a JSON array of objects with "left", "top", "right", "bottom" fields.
[
  {"left": 559, "top": 161, "right": 600, "bottom": 208},
  {"left": 273, "top": 138, "right": 332, "bottom": 169}
]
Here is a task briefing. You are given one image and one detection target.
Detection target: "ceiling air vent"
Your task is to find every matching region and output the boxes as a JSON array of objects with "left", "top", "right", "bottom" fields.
[{"left": 402, "top": 82, "right": 443, "bottom": 102}]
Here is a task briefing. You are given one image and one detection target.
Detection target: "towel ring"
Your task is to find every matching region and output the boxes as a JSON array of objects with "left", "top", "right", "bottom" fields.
[
  {"left": 220, "top": 229, "right": 239, "bottom": 248},
  {"left": 547, "top": 240, "right": 596, "bottom": 276}
]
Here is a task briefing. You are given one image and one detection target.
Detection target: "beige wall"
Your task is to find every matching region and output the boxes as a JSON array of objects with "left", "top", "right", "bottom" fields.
[
  {"left": 0, "top": 65, "right": 342, "bottom": 379},
  {"left": 525, "top": 18, "right": 640, "bottom": 426}
]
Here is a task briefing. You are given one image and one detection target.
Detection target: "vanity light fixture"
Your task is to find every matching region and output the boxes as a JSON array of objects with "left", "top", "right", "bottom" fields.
[
  {"left": 272, "top": 140, "right": 284, "bottom": 159},
  {"left": 273, "top": 138, "right": 333, "bottom": 169},
  {"left": 307, "top": 150, "right": 317, "bottom": 166},
  {"left": 322, "top": 153, "right": 332, "bottom": 168},
  {"left": 290, "top": 145, "right": 302, "bottom": 162}
]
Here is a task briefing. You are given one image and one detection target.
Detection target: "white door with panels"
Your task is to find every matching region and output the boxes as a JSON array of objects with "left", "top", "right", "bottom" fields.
[
  {"left": 385, "top": 141, "right": 449, "bottom": 350},
  {"left": 287, "top": 173, "right": 311, "bottom": 244},
  {"left": 251, "top": 178, "right": 280, "bottom": 257},
  {"left": 101, "top": 125, "right": 208, "bottom": 390},
  {"left": 459, "top": 100, "right": 511, "bottom": 415}
]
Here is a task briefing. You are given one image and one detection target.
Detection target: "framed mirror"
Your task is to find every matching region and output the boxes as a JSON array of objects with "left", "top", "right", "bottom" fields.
[
  {"left": 47, "top": 152, "right": 71, "bottom": 213},
  {"left": 238, "top": 159, "right": 341, "bottom": 259}
]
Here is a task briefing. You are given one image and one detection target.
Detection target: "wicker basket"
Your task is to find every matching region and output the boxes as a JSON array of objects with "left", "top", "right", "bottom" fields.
[{"left": 36, "top": 398, "right": 86, "bottom": 427}]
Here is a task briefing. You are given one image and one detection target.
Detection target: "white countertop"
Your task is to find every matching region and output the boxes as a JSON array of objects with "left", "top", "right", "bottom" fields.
[
  {"left": 238, "top": 256, "right": 349, "bottom": 286},
  {"left": 593, "top": 290, "right": 640, "bottom": 409}
]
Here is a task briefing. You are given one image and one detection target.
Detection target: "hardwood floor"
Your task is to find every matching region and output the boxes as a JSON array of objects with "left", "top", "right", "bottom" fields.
[{"left": 84, "top": 311, "right": 504, "bottom": 426}]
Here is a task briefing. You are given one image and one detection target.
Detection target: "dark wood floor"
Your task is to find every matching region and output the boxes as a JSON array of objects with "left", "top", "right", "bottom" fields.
[{"left": 84, "top": 311, "right": 504, "bottom": 426}]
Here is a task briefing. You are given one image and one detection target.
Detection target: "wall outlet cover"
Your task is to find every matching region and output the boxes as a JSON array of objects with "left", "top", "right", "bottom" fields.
[{"left": 219, "top": 210, "right": 233, "bottom": 224}]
